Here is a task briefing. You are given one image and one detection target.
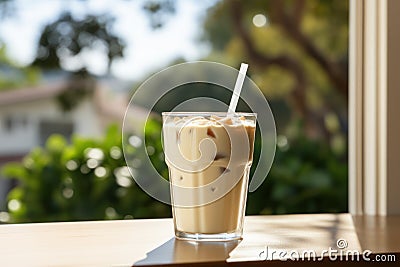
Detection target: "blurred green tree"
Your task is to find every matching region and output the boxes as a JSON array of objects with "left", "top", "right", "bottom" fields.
[
  {"left": 143, "top": 0, "right": 176, "bottom": 29},
  {"left": 202, "top": 0, "right": 348, "bottom": 140},
  {"left": 144, "top": 0, "right": 348, "bottom": 141},
  {"left": 31, "top": 12, "right": 126, "bottom": 110},
  {"left": 33, "top": 12, "right": 125, "bottom": 72},
  {"left": 0, "top": 2, "right": 127, "bottom": 110}
]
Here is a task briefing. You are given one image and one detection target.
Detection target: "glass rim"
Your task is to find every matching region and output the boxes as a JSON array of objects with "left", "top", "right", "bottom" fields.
[{"left": 162, "top": 112, "right": 257, "bottom": 117}]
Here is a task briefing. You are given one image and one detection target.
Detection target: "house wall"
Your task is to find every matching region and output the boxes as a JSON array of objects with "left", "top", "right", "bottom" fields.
[{"left": 0, "top": 97, "right": 103, "bottom": 155}]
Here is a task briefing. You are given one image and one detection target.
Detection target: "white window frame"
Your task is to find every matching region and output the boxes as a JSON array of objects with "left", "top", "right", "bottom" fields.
[{"left": 349, "top": 0, "right": 400, "bottom": 215}]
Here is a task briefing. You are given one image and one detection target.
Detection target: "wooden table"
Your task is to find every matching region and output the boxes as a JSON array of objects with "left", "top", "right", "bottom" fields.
[{"left": 0, "top": 214, "right": 399, "bottom": 266}]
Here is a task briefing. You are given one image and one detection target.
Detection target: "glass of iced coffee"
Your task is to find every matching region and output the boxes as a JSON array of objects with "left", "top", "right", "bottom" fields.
[{"left": 162, "top": 112, "right": 256, "bottom": 241}]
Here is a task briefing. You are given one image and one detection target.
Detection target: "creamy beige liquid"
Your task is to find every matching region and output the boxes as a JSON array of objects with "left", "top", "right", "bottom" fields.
[{"left": 163, "top": 115, "right": 255, "bottom": 234}]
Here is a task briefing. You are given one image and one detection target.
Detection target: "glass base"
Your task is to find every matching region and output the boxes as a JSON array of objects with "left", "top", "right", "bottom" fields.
[{"left": 175, "top": 230, "right": 242, "bottom": 242}]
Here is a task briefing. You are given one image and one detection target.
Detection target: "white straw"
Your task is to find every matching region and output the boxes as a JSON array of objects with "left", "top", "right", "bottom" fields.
[{"left": 228, "top": 63, "right": 248, "bottom": 115}]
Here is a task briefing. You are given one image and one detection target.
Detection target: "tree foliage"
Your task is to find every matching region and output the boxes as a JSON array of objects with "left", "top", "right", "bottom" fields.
[
  {"left": 248, "top": 128, "right": 347, "bottom": 215},
  {"left": 31, "top": 12, "right": 126, "bottom": 111},
  {"left": 203, "top": 0, "right": 348, "bottom": 139},
  {"left": 33, "top": 12, "right": 125, "bottom": 73},
  {"left": 143, "top": 0, "right": 176, "bottom": 29}
]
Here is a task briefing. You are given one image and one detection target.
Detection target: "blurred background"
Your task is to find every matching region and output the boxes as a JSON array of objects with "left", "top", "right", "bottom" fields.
[{"left": 0, "top": 0, "right": 348, "bottom": 223}]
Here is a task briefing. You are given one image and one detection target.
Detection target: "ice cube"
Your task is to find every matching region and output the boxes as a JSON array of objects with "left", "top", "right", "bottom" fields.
[
  {"left": 220, "top": 117, "right": 233, "bottom": 125},
  {"left": 207, "top": 127, "right": 216, "bottom": 138},
  {"left": 219, "top": 167, "right": 231, "bottom": 174},
  {"left": 214, "top": 153, "right": 226, "bottom": 160}
]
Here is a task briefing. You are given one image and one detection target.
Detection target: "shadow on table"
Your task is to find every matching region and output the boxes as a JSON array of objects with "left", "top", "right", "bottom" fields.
[{"left": 133, "top": 237, "right": 241, "bottom": 266}]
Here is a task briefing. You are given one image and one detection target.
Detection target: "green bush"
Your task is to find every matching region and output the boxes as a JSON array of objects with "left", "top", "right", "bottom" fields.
[
  {"left": 2, "top": 123, "right": 171, "bottom": 223},
  {"left": 247, "top": 133, "right": 347, "bottom": 215},
  {"left": 2, "top": 120, "right": 347, "bottom": 223}
]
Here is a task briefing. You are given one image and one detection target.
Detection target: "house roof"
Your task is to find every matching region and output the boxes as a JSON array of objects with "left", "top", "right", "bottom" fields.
[
  {"left": 0, "top": 80, "right": 154, "bottom": 130},
  {"left": 0, "top": 82, "right": 69, "bottom": 106},
  {"left": 0, "top": 154, "right": 25, "bottom": 165}
]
